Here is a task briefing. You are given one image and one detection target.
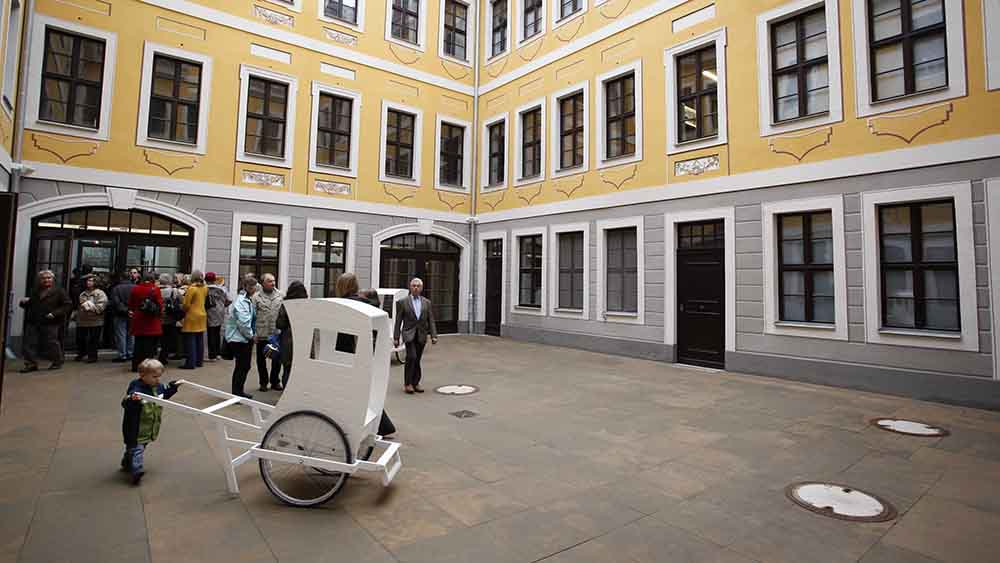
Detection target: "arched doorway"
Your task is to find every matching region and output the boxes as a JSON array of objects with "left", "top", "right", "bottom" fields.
[{"left": 379, "top": 233, "right": 461, "bottom": 333}]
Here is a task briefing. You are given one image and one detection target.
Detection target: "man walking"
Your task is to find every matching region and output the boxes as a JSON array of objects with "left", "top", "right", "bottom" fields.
[
  {"left": 19, "top": 270, "right": 73, "bottom": 372},
  {"left": 393, "top": 277, "right": 437, "bottom": 394}
]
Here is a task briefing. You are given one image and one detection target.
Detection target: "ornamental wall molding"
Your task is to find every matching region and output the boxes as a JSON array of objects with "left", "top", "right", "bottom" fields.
[
  {"left": 253, "top": 5, "right": 294, "bottom": 27},
  {"left": 143, "top": 149, "right": 199, "bottom": 176},
  {"left": 315, "top": 179, "right": 352, "bottom": 195},
  {"left": 31, "top": 133, "right": 99, "bottom": 164},
  {"left": 768, "top": 127, "right": 833, "bottom": 162},
  {"left": 867, "top": 102, "right": 954, "bottom": 144},
  {"left": 674, "top": 154, "right": 720, "bottom": 176},
  {"left": 242, "top": 170, "right": 286, "bottom": 187}
]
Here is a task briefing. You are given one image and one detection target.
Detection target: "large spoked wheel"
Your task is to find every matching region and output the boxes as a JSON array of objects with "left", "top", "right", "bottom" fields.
[{"left": 259, "top": 410, "right": 353, "bottom": 507}]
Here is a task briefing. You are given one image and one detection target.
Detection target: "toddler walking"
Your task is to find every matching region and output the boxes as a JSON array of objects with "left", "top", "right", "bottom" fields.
[{"left": 121, "top": 359, "right": 182, "bottom": 484}]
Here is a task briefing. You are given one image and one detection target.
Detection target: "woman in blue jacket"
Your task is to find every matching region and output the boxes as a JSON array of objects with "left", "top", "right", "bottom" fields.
[{"left": 225, "top": 277, "right": 257, "bottom": 398}]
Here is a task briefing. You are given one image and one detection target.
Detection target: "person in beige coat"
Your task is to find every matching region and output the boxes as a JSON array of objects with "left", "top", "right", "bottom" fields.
[{"left": 76, "top": 274, "right": 108, "bottom": 363}]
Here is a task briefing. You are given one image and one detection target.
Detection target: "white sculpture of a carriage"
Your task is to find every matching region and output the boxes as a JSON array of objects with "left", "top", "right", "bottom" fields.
[{"left": 137, "top": 298, "right": 402, "bottom": 507}]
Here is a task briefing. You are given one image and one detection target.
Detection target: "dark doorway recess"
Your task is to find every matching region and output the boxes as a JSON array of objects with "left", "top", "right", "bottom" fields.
[
  {"left": 379, "top": 233, "right": 461, "bottom": 334},
  {"left": 676, "top": 219, "right": 726, "bottom": 368}
]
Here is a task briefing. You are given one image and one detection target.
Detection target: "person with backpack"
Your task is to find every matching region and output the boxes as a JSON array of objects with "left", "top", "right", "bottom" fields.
[
  {"left": 127, "top": 272, "right": 163, "bottom": 373},
  {"left": 157, "top": 273, "right": 182, "bottom": 364},
  {"left": 180, "top": 270, "right": 208, "bottom": 370}
]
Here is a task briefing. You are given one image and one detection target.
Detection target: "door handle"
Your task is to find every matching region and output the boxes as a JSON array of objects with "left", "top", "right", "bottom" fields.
[{"left": 679, "top": 304, "right": 685, "bottom": 312}]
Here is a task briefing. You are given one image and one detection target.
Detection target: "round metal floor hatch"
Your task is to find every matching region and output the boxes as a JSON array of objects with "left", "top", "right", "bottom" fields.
[
  {"left": 870, "top": 418, "right": 950, "bottom": 437},
  {"left": 434, "top": 384, "right": 479, "bottom": 396},
  {"left": 785, "top": 482, "right": 897, "bottom": 522}
]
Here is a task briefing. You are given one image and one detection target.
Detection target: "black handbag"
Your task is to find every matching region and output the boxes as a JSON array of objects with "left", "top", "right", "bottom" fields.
[{"left": 220, "top": 337, "right": 233, "bottom": 360}]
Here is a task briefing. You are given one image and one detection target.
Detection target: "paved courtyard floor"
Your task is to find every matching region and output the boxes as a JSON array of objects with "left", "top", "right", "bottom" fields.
[{"left": 2, "top": 335, "right": 1000, "bottom": 563}]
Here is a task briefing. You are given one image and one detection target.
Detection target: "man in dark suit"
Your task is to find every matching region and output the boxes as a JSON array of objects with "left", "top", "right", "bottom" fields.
[{"left": 393, "top": 277, "right": 437, "bottom": 394}]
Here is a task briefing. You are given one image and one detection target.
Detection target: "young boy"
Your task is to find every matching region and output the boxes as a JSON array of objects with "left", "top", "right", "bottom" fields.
[{"left": 121, "top": 359, "right": 182, "bottom": 484}]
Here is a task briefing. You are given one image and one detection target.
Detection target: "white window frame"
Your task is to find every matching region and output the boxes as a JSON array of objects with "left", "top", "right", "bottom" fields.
[
  {"left": 235, "top": 65, "right": 298, "bottom": 169},
  {"left": 1, "top": 0, "right": 23, "bottom": 114},
  {"left": 513, "top": 97, "right": 546, "bottom": 186},
  {"left": 486, "top": 0, "right": 512, "bottom": 61},
  {"left": 756, "top": 0, "right": 843, "bottom": 136},
  {"left": 511, "top": 227, "right": 547, "bottom": 316},
  {"left": 551, "top": 0, "right": 586, "bottom": 30},
  {"left": 862, "top": 181, "right": 979, "bottom": 351},
  {"left": 265, "top": 0, "right": 304, "bottom": 12},
  {"left": 663, "top": 27, "right": 728, "bottom": 155},
  {"left": 229, "top": 212, "right": 292, "bottom": 295},
  {"left": 761, "top": 196, "right": 848, "bottom": 340},
  {"left": 596, "top": 59, "right": 643, "bottom": 169},
  {"left": 597, "top": 216, "right": 644, "bottom": 324},
  {"left": 438, "top": 0, "right": 474, "bottom": 66},
  {"left": 664, "top": 207, "right": 736, "bottom": 352},
  {"left": 549, "top": 80, "right": 589, "bottom": 179},
  {"left": 476, "top": 230, "right": 508, "bottom": 326},
  {"left": 317, "top": 0, "right": 366, "bottom": 33},
  {"left": 549, "top": 222, "right": 590, "bottom": 319},
  {"left": 850, "top": 0, "right": 966, "bottom": 117},
  {"left": 24, "top": 15, "right": 118, "bottom": 141},
  {"left": 983, "top": 0, "right": 1000, "bottom": 91},
  {"left": 378, "top": 99, "right": 423, "bottom": 187},
  {"left": 480, "top": 112, "right": 508, "bottom": 192},
  {"left": 434, "top": 114, "right": 473, "bottom": 192},
  {"left": 136, "top": 42, "right": 213, "bottom": 155},
  {"left": 302, "top": 218, "right": 357, "bottom": 293},
  {"left": 516, "top": 0, "right": 546, "bottom": 47},
  {"left": 384, "top": 0, "right": 427, "bottom": 52},
  {"left": 308, "top": 81, "right": 361, "bottom": 177}
]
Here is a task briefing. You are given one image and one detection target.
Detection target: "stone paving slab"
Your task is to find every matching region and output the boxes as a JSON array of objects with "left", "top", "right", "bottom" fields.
[{"left": 2, "top": 335, "right": 1000, "bottom": 562}]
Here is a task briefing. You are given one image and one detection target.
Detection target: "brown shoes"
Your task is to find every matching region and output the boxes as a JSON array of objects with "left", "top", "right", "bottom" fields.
[
  {"left": 413, "top": 385, "right": 425, "bottom": 393},
  {"left": 404, "top": 385, "right": 415, "bottom": 394}
]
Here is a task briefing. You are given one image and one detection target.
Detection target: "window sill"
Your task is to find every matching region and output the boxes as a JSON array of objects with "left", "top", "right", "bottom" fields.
[
  {"left": 552, "top": 10, "right": 585, "bottom": 31},
  {"left": 440, "top": 53, "right": 472, "bottom": 68},
  {"left": 514, "top": 175, "right": 544, "bottom": 187},
  {"left": 481, "top": 183, "right": 507, "bottom": 193},
  {"left": 238, "top": 152, "right": 292, "bottom": 169},
  {"left": 667, "top": 134, "right": 724, "bottom": 156},
  {"left": 310, "top": 164, "right": 357, "bottom": 178},
  {"left": 878, "top": 328, "right": 962, "bottom": 339},
  {"left": 380, "top": 173, "right": 420, "bottom": 187},
  {"left": 30, "top": 119, "right": 107, "bottom": 141},
  {"left": 554, "top": 307, "right": 583, "bottom": 314},
  {"left": 596, "top": 152, "right": 642, "bottom": 170},
  {"left": 138, "top": 136, "right": 205, "bottom": 156},
  {"left": 857, "top": 83, "right": 963, "bottom": 117},
  {"left": 516, "top": 33, "right": 544, "bottom": 50},
  {"left": 604, "top": 311, "right": 638, "bottom": 318},
  {"left": 870, "top": 85, "right": 949, "bottom": 107},
  {"left": 386, "top": 36, "right": 425, "bottom": 53},
  {"left": 514, "top": 305, "right": 544, "bottom": 316},
  {"left": 775, "top": 321, "right": 835, "bottom": 330},
  {"left": 760, "top": 110, "right": 841, "bottom": 138},
  {"left": 484, "top": 51, "right": 509, "bottom": 64},
  {"left": 551, "top": 164, "right": 588, "bottom": 180},
  {"left": 435, "top": 184, "right": 470, "bottom": 194},
  {"left": 319, "top": 15, "right": 363, "bottom": 34}
]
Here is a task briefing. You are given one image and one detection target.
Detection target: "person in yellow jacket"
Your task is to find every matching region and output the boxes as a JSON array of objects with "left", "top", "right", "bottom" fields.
[{"left": 180, "top": 270, "right": 208, "bottom": 369}]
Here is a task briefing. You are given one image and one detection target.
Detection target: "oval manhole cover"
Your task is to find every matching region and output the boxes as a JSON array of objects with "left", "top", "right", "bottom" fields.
[
  {"left": 785, "top": 482, "right": 896, "bottom": 522},
  {"left": 870, "top": 418, "right": 949, "bottom": 437},
  {"left": 435, "top": 384, "right": 479, "bottom": 395}
]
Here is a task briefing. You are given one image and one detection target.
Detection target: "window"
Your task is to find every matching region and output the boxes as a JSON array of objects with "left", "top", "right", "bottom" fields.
[
  {"left": 777, "top": 211, "right": 834, "bottom": 323},
  {"left": 244, "top": 77, "right": 288, "bottom": 158},
  {"left": 439, "top": 122, "right": 464, "bottom": 187},
  {"left": 605, "top": 227, "right": 638, "bottom": 314},
  {"left": 39, "top": 28, "right": 105, "bottom": 129},
  {"left": 878, "top": 200, "right": 958, "bottom": 331},
  {"left": 385, "top": 108, "right": 416, "bottom": 179},
  {"left": 443, "top": 0, "right": 468, "bottom": 61},
  {"left": 391, "top": 0, "right": 420, "bottom": 45},
  {"left": 559, "top": 0, "right": 581, "bottom": 20},
  {"left": 523, "top": 0, "right": 543, "bottom": 41},
  {"left": 239, "top": 223, "right": 282, "bottom": 286},
  {"left": 2, "top": 0, "right": 23, "bottom": 109},
  {"left": 604, "top": 73, "right": 635, "bottom": 159},
  {"left": 147, "top": 54, "right": 202, "bottom": 145},
  {"left": 520, "top": 107, "right": 542, "bottom": 178},
  {"left": 324, "top": 0, "right": 358, "bottom": 24},
  {"left": 491, "top": 0, "right": 508, "bottom": 57},
  {"left": 676, "top": 45, "right": 718, "bottom": 143},
  {"left": 311, "top": 228, "right": 348, "bottom": 297},
  {"left": 316, "top": 92, "right": 352, "bottom": 169},
  {"left": 771, "top": 7, "right": 829, "bottom": 121},
  {"left": 557, "top": 91, "right": 584, "bottom": 170},
  {"left": 488, "top": 120, "right": 505, "bottom": 186},
  {"left": 868, "top": 0, "right": 946, "bottom": 101},
  {"left": 557, "top": 231, "right": 584, "bottom": 310},
  {"left": 518, "top": 234, "right": 543, "bottom": 308}
]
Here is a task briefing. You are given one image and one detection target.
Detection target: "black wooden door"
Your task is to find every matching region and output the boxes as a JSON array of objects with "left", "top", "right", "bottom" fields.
[
  {"left": 676, "top": 220, "right": 726, "bottom": 368},
  {"left": 484, "top": 239, "right": 503, "bottom": 336}
]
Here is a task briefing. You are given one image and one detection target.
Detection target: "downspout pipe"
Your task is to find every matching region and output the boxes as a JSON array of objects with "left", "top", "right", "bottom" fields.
[{"left": 467, "top": 1, "right": 481, "bottom": 335}]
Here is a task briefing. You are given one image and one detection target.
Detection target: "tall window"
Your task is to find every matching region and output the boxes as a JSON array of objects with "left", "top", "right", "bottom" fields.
[
  {"left": 523, "top": 0, "right": 543, "bottom": 40},
  {"left": 558, "top": 91, "right": 584, "bottom": 170},
  {"left": 239, "top": 223, "right": 281, "bottom": 285},
  {"left": 868, "top": 0, "right": 947, "bottom": 101},
  {"left": 558, "top": 231, "right": 584, "bottom": 310},
  {"left": 772, "top": 7, "right": 829, "bottom": 121},
  {"left": 325, "top": 0, "right": 358, "bottom": 24},
  {"left": 439, "top": 122, "right": 464, "bottom": 187},
  {"left": 605, "top": 227, "right": 637, "bottom": 313},
  {"left": 3, "top": 0, "right": 23, "bottom": 108},
  {"left": 879, "top": 200, "right": 958, "bottom": 330},
  {"left": 521, "top": 107, "right": 541, "bottom": 178},
  {"left": 317, "top": 93, "right": 352, "bottom": 169},
  {"left": 518, "top": 234, "right": 543, "bottom": 307},
  {"left": 778, "top": 211, "right": 834, "bottom": 323},
  {"left": 491, "top": 0, "right": 507, "bottom": 56},
  {"left": 385, "top": 109, "right": 416, "bottom": 179},
  {"left": 391, "top": 0, "right": 420, "bottom": 44},
  {"left": 147, "top": 54, "right": 202, "bottom": 144},
  {"left": 443, "top": 0, "right": 468, "bottom": 60},
  {"left": 488, "top": 120, "right": 505, "bottom": 186},
  {"left": 39, "top": 28, "right": 105, "bottom": 129},
  {"left": 676, "top": 45, "right": 718, "bottom": 143},
  {"left": 605, "top": 73, "right": 635, "bottom": 159},
  {"left": 560, "top": 0, "right": 581, "bottom": 20},
  {"left": 245, "top": 77, "right": 288, "bottom": 158},
  {"left": 311, "top": 228, "right": 348, "bottom": 298}
]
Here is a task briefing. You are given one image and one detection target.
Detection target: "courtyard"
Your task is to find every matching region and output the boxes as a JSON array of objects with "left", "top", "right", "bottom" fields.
[{"left": 1, "top": 335, "right": 999, "bottom": 563}]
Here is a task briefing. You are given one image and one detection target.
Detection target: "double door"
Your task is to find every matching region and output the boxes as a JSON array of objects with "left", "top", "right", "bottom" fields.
[{"left": 379, "top": 250, "right": 460, "bottom": 334}]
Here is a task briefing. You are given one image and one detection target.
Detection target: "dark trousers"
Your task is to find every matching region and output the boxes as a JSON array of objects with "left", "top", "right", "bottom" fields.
[
  {"left": 22, "top": 323, "right": 62, "bottom": 368},
  {"left": 132, "top": 335, "right": 159, "bottom": 372},
  {"left": 79, "top": 326, "right": 102, "bottom": 361},
  {"left": 403, "top": 339, "right": 426, "bottom": 387},
  {"left": 231, "top": 342, "right": 253, "bottom": 395},
  {"left": 256, "top": 340, "right": 283, "bottom": 388},
  {"left": 207, "top": 326, "right": 222, "bottom": 359},
  {"left": 158, "top": 324, "right": 177, "bottom": 362},
  {"left": 183, "top": 332, "right": 205, "bottom": 368}
]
